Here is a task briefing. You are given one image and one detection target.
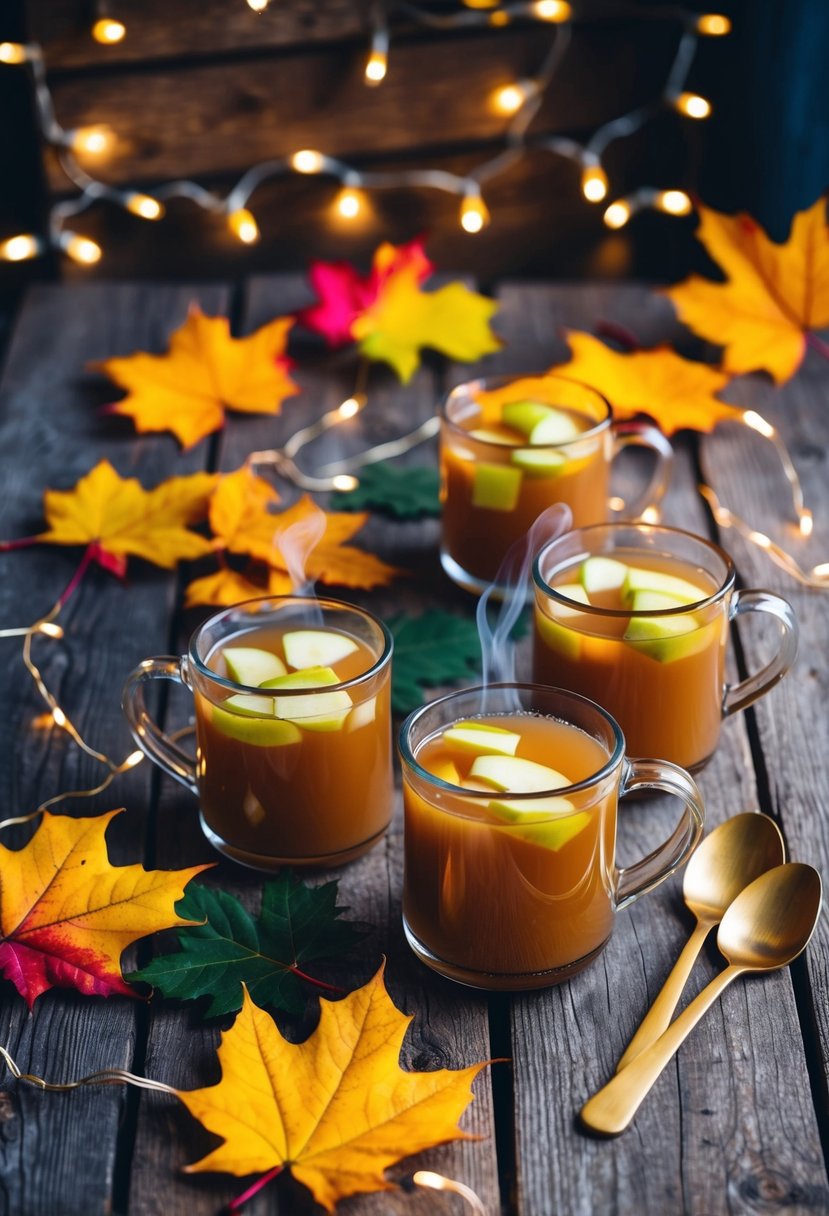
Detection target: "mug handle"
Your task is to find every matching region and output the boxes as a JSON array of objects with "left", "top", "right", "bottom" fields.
[
  {"left": 122, "top": 656, "right": 199, "bottom": 795},
  {"left": 611, "top": 420, "right": 674, "bottom": 520},
  {"left": 614, "top": 758, "right": 705, "bottom": 910},
  {"left": 723, "top": 589, "right": 799, "bottom": 718}
]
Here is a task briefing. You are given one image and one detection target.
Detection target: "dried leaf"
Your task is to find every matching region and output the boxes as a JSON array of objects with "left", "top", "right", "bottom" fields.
[
  {"left": 177, "top": 964, "right": 488, "bottom": 1211},
  {"left": 96, "top": 308, "right": 299, "bottom": 448},
  {"left": 552, "top": 332, "right": 740, "bottom": 434},
  {"left": 331, "top": 462, "right": 441, "bottom": 519},
  {"left": 0, "top": 811, "right": 208, "bottom": 1008},
  {"left": 664, "top": 199, "right": 829, "bottom": 383},
  {"left": 36, "top": 459, "right": 217, "bottom": 573},
  {"left": 387, "top": 610, "right": 482, "bottom": 714},
  {"left": 128, "top": 873, "right": 368, "bottom": 1019}
]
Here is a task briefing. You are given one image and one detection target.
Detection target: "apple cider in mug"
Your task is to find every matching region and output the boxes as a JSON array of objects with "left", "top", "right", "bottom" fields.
[{"left": 195, "top": 624, "right": 392, "bottom": 867}]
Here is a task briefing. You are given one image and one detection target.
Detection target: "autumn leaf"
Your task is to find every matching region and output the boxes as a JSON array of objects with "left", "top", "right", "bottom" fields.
[
  {"left": 177, "top": 964, "right": 488, "bottom": 1211},
  {"left": 95, "top": 307, "right": 299, "bottom": 448},
  {"left": 184, "top": 567, "right": 269, "bottom": 610},
  {"left": 664, "top": 199, "right": 829, "bottom": 383},
  {"left": 34, "top": 459, "right": 217, "bottom": 576},
  {"left": 0, "top": 810, "right": 209, "bottom": 1008},
  {"left": 331, "top": 462, "right": 441, "bottom": 519},
  {"left": 552, "top": 332, "right": 741, "bottom": 434},
  {"left": 128, "top": 873, "right": 368, "bottom": 1019},
  {"left": 388, "top": 610, "right": 482, "bottom": 714}
]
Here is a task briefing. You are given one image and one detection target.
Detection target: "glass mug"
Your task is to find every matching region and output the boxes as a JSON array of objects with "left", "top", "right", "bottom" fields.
[
  {"left": 399, "top": 684, "right": 704, "bottom": 990},
  {"left": 439, "top": 373, "right": 673, "bottom": 594},
  {"left": 532, "top": 523, "right": 799, "bottom": 772},
  {"left": 122, "top": 596, "right": 393, "bottom": 870}
]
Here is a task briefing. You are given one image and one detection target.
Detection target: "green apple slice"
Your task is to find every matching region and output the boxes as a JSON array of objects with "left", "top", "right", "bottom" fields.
[
  {"left": 623, "top": 593, "right": 710, "bottom": 662},
  {"left": 469, "top": 754, "right": 572, "bottom": 792},
  {"left": 622, "top": 566, "right": 708, "bottom": 606},
  {"left": 579, "top": 556, "right": 628, "bottom": 595},
  {"left": 264, "top": 665, "right": 352, "bottom": 731},
  {"left": 471, "top": 462, "right": 522, "bottom": 510},
  {"left": 346, "top": 697, "right": 376, "bottom": 732},
  {"left": 534, "top": 585, "right": 590, "bottom": 660},
  {"left": 223, "top": 646, "right": 287, "bottom": 686},
  {"left": 501, "top": 399, "right": 556, "bottom": 436},
  {"left": 495, "top": 807, "right": 591, "bottom": 851},
  {"left": 222, "top": 692, "right": 276, "bottom": 717},
  {"left": 443, "top": 721, "right": 521, "bottom": 758},
  {"left": 529, "top": 408, "right": 582, "bottom": 446},
  {"left": 510, "top": 448, "right": 567, "bottom": 477},
  {"left": 211, "top": 702, "right": 301, "bottom": 747},
  {"left": 550, "top": 583, "right": 591, "bottom": 616},
  {"left": 469, "top": 425, "right": 524, "bottom": 445},
  {"left": 488, "top": 792, "right": 575, "bottom": 820},
  {"left": 282, "top": 630, "right": 358, "bottom": 670}
]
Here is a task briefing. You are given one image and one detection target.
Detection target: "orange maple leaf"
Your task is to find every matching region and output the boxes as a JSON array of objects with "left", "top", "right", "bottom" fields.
[
  {"left": 0, "top": 810, "right": 209, "bottom": 1008},
  {"left": 177, "top": 965, "right": 489, "bottom": 1211},
  {"left": 550, "top": 331, "right": 741, "bottom": 434},
  {"left": 95, "top": 308, "right": 299, "bottom": 448},
  {"left": 664, "top": 199, "right": 829, "bottom": 383},
  {"left": 35, "top": 459, "right": 217, "bottom": 576},
  {"left": 183, "top": 567, "right": 270, "bottom": 610}
]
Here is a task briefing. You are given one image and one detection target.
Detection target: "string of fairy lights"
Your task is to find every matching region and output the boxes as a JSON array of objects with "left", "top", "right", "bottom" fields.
[{"left": 0, "top": 0, "right": 730, "bottom": 266}]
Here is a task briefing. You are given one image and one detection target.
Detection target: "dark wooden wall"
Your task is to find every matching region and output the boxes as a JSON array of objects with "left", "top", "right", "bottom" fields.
[{"left": 3, "top": 0, "right": 817, "bottom": 287}]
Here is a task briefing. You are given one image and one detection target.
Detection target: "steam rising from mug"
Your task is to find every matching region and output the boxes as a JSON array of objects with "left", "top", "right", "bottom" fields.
[
  {"left": 476, "top": 503, "right": 573, "bottom": 691},
  {"left": 272, "top": 500, "right": 327, "bottom": 621}
]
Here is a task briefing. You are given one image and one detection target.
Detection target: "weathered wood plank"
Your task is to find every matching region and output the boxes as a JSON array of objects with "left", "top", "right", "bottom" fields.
[
  {"left": 0, "top": 281, "right": 225, "bottom": 1215},
  {"left": 485, "top": 283, "right": 829, "bottom": 1215}
]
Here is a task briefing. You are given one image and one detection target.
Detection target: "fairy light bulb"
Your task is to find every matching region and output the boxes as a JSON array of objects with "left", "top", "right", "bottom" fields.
[
  {"left": 674, "top": 92, "right": 712, "bottom": 119},
  {"left": 492, "top": 80, "right": 535, "bottom": 116},
  {"left": 0, "top": 234, "right": 41, "bottom": 262},
  {"left": 581, "top": 164, "right": 608, "bottom": 203},
  {"left": 460, "top": 193, "right": 490, "bottom": 234},
  {"left": 697, "top": 14, "right": 731, "bottom": 35},
  {"left": 125, "top": 193, "right": 164, "bottom": 220},
  {"left": 92, "top": 18, "right": 126, "bottom": 44},
  {"left": 657, "top": 189, "right": 692, "bottom": 216},
  {"left": 603, "top": 200, "right": 632, "bottom": 229},
  {"left": 247, "top": 0, "right": 270, "bottom": 9},
  {"left": 365, "top": 49, "right": 388, "bottom": 84},
  {"left": 227, "top": 208, "right": 260, "bottom": 244},
  {"left": 52, "top": 706, "right": 67, "bottom": 727},
  {"left": 532, "top": 0, "right": 572, "bottom": 20},
  {"left": 38, "top": 622, "right": 64, "bottom": 638},
  {"left": 0, "top": 42, "right": 28, "bottom": 64},
  {"left": 60, "top": 232, "right": 103, "bottom": 265},
  {"left": 338, "top": 397, "right": 362, "bottom": 420},
  {"left": 70, "top": 125, "right": 112, "bottom": 155},
  {"left": 800, "top": 510, "right": 814, "bottom": 537},
  {"left": 124, "top": 749, "right": 145, "bottom": 768},
  {"left": 332, "top": 474, "right": 359, "bottom": 491},
  {"left": 291, "top": 149, "right": 325, "bottom": 174},
  {"left": 335, "top": 187, "right": 363, "bottom": 220}
]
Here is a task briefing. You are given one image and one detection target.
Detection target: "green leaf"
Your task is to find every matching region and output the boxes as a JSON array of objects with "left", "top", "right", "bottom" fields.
[
  {"left": 126, "top": 873, "right": 369, "bottom": 1019},
  {"left": 331, "top": 462, "right": 440, "bottom": 519},
  {"left": 388, "top": 609, "right": 482, "bottom": 715}
]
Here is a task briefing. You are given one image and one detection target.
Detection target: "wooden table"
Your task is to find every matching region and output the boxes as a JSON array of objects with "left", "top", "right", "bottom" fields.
[{"left": 0, "top": 277, "right": 827, "bottom": 1216}]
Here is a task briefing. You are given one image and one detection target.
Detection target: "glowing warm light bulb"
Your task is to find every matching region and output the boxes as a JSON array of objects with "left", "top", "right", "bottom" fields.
[
  {"left": 800, "top": 510, "right": 814, "bottom": 538},
  {"left": 640, "top": 506, "right": 661, "bottom": 524},
  {"left": 489, "top": 10, "right": 510, "bottom": 24},
  {"left": 125, "top": 749, "right": 145, "bottom": 768},
  {"left": 38, "top": 622, "right": 64, "bottom": 638},
  {"left": 581, "top": 164, "right": 608, "bottom": 203},
  {"left": 657, "top": 189, "right": 692, "bottom": 216},
  {"left": 533, "top": 0, "right": 572, "bottom": 20},
  {"left": 460, "top": 193, "right": 490, "bottom": 234},
  {"left": 92, "top": 18, "right": 126, "bottom": 44},
  {"left": 338, "top": 397, "right": 362, "bottom": 420},
  {"left": 52, "top": 706, "right": 67, "bottom": 727},
  {"left": 364, "top": 49, "right": 388, "bottom": 85},
  {"left": 335, "top": 187, "right": 363, "bottom": 219},
  {"left": 228, "top": 208, "right": 260, "bottom": 244},
  {"left": 492, "top": 80, "right": 534, "bottom": 116},
  {"left": 125, "top": 193, "right": 164, "bottom": 220},
  {"left": 743, "top": 410, "right": 776, "bottom": 438},
  {"left": 603, "top": 200, "right": 632, "bottom": 230},
  {"left": 70, "top": 125, "right": 112, "bottom": 155},
  {"left": 675, "top": 92, "right": 712, "bottom": 119},
  {"left": 0, "top": 234, "right": 40, "bottom": 262},
  {"left": 332, "top": 474, "right": 359, "bottom": 492},
  {"left": 697, "top": 14, "right": 731, "bottom": 35},
  {"left": 247, "top": 0, "right": 270, "bottom": 9},
  {"left": 60, "top": 232, "right": 103, "bottom": 265},
  {"left": 291, "top": 148, "right": 325, "bottom": 174},
  {"left": 0, "top": 42, "right": 28, "bottom": 65}
]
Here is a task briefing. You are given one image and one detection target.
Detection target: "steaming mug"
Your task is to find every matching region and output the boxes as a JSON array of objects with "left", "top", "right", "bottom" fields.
[
  {"left": 122, "top": 596, "right": 394, "bottom": 870},
  {"left": 399, "top": 684, "right": 704, "bottom": 990},
  {"left": 439, "top": 373, "right": 673, "bottom": 595}
]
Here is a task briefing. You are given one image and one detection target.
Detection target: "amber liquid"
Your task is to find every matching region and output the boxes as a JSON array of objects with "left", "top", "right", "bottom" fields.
[
  {"left": 195, "top": 624, "right": 392, "bottom": 867},
  {"left": 403, "top": 714, "right": 617, "bottom": 988},
  {"left": 441, "top": 406, "right": 609, "bottom": 585},
  {"left": 533, "top": 551, "right": 725, "bottom": 770}
]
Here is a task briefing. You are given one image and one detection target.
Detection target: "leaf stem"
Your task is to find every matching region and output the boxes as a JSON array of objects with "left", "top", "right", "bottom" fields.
[
  {"left": 289, "top": 963, "right": 344, "bottom": 994},
  {"left": 0, "top": 535, "right": 41, "bottom": 552},
  {"left": 806, "top": 330, "right": 829, "bottom": 362},
  {"left": 227, "top": 1164, "right": 283, "bottom": 1213},
  {"left": 57, "top": 544, "right": 97, "bottom": 609}
]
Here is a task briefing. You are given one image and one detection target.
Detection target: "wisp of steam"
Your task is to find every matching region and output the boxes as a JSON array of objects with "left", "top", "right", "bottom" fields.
[
  {"left": 272, "top": 499, "right": 327, "bottom": 623},
  {"left": 476, "top": 503, "right": 573, "bottom": 695}
]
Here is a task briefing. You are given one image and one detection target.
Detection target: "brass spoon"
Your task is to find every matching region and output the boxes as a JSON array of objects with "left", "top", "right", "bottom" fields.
[
  {"left": 581, "top": 862, "right": 822, "bottom": 1136},
  {"left": 616, "top": 812, "right": 785, "bottom": 1070}
]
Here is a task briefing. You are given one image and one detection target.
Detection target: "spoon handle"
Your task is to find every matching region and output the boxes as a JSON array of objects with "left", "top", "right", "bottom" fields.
[
  {"left": 616, "top": 918, "right": 713, "bottom": 1070},
  {"left": 581, "top": 964, "right": 743, "bottom": 1136}
]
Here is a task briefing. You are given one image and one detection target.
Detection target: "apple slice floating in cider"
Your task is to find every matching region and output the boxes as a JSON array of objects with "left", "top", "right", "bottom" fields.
[
  {"left": 263, "top": 666, "right": 352, "bottom": 731},
  {"left": 211, "top": 699, "right": 302, "bottom": 747},
  {"left": 470, "top": 754, "right": 572, "bottom": 792},
  {"left": 442, "top": 721, "right": 522, "bottom": 758},
  {"left": 579, "top": 557, "right": 628, "bottom": 595},
  {"left": 223, "top": 646, "right": 287, "bottom": 686},
  {"left": 471, "top": 462, "right": 523, "bottom": 510},
  {"left": 282, "top": 630, "right": 359, "bottom": 670}
]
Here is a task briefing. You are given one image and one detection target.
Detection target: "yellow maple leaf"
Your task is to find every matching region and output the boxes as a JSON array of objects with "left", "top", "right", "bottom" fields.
[
  {"left": 207, "top": 465, "right": 283, "bottom": 564},
  {"left": 276, "top": 495, "right": 402, "bottom": 589},
  {"left": 551, "top": 332, "right": 741, "bottom": 434},
  {"left": 664, "top": 199, "right": 829, "bottom": 383},
  {"left": 177, "top": 965, "right": 488, "bottom": 1211},
  {"left": 183, "top": 567, "right": 270, "bottom": 609},
  {"left": 36, "top": 459, "right": 217, "bottom": 575},
  {"left": 96, "top": 308, "right": 299, "bottom": 448},
  {"left": 0, "top": 810, "right": 209, "bottom": 1008},
  {"left": 352, "top": 265, "right": 502, "bottom": 383}
]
